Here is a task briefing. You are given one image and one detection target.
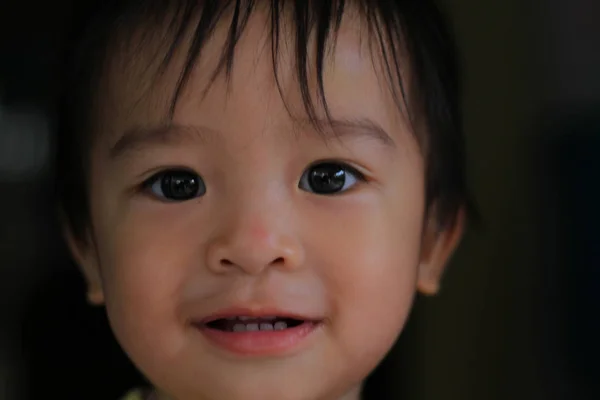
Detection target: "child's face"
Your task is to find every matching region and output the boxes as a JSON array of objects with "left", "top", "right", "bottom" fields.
[{"left": 71, "top": 11, "right": 461, "bottom": 400}]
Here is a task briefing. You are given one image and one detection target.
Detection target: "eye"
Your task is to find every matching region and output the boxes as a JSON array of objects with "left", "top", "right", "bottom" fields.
[
  {"left": 299, "top": 162, "right": 365, "bottom": 195},
  {"left": 143, "top": 169, "right": 206, "bottom": 201}
]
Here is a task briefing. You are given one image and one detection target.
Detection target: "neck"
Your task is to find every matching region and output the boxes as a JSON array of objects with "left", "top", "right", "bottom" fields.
[{"left": 152, "top": 383, "right": 363, "bottom": 400}]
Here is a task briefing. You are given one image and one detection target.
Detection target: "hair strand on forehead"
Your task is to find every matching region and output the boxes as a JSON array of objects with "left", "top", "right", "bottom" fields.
[{"left": 56, "top": 0, "right": 475, "bottom": 242}]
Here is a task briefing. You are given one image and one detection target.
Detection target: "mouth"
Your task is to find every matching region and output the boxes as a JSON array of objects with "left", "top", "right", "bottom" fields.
[
  {"left": 204, "top": 316, "right": 307, "bottom": 332},
  {"left": 193, "top": 313, "right": 322, "bottom": 356}
]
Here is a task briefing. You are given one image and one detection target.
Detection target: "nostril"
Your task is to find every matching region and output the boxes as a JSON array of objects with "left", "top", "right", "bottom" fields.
[{"left": 221, "top": 257, "right": 284, "bottom": 266}]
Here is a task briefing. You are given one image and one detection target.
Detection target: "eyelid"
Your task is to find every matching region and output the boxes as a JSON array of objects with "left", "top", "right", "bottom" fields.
[
  {"left": 137, "top": 165, "right": 199, "bottom": 184},
  {"left": 305, "top": 159, "right": 370, "bottom": 181},
  {"left": 135, "top": 167, "right": 204, "bottom": 201},
  {"left": 298, "top": 160, "right": 369, "bottom": 196}
]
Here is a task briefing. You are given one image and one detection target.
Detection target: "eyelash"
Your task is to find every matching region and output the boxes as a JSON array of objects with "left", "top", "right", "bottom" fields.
[
  {"left": 299, "top": 161, "right": 367, "bottom": 194},
  {"left": 140, "top": 167, "right": 206, "bottom": 201},
  {"left": 138, "top": 160, "right": 368, "bottom": 202}
]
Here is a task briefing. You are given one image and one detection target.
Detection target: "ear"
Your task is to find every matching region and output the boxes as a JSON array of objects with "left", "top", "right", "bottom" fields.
[
  {"left": 64, "top": 228, "right": 105, "bottom": 305},
  {"left": 417, "top": 207, "right": 466, "bottom": 295}
]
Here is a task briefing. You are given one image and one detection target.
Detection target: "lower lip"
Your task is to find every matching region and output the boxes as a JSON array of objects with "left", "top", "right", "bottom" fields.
[{"left": 195, "top": 321, "right": 320, "bottom": 356}]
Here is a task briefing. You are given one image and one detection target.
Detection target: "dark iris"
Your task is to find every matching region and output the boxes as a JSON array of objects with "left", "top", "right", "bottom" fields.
[
  {"left": 306, "top": 163, "right": 347, "bottom": 194},
  {"left": 149, "top": 170, "right": 206, "bottom": 201}
]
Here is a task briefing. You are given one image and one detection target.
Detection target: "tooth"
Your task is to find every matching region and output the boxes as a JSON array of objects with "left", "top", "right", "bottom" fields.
[
  {"left": 260, "top": 323, "right": 274, "bottom": 331},
  {"left": 239, "top": 316, "right": 252, "bottom": 321},
  {"left": 274, "top": 321, "right": 287, "bottom": 330},
  {"left": 246, "top": 323, "right": 259, "bottom": 331},
  {"left": 233, "top": 323, "right": 246, "bottom": 332}
]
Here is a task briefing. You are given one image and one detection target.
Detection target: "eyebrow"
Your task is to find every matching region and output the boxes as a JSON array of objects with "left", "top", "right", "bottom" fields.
[
  {"left": 109, "top": 117, "right": 395, "bottom": 160},
  {"left": 109, "top": 123, "right": 213, "bottom": 159}
]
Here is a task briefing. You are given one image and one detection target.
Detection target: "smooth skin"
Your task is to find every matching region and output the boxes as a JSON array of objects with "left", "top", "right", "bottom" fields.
[{"left": 68, "top": 9, "right": 464, "bottom": 400}]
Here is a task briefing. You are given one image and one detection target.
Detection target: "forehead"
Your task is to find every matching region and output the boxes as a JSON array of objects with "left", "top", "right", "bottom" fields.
[{"left": 95, "top": 4, "right": 414, "bottom": 148}]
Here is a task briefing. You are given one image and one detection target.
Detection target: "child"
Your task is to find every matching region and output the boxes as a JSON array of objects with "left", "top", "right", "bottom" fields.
[{"left": 56, "top": 0, "right": 470, "bottom": 399}]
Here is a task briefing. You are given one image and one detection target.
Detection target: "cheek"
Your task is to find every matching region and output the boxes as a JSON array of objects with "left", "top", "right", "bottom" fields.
[
  {"left": 93, "top": 203, "right": 200, "bottom": 360},
  {"left": 306, "top": 188, "right": 424, "bottom": 366}
]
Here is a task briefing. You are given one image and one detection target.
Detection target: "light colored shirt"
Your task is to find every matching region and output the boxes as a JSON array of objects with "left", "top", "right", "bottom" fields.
[{"left": 121, "top": 389, "right": 149, "bottom": 400}]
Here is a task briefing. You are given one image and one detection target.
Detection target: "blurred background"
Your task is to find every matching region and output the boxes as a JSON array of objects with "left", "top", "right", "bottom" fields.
[{"left": 0, "top": 0, "right": 599, "bottom": 399}]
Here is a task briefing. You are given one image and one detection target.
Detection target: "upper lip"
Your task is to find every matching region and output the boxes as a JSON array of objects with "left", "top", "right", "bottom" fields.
[{"left": 199, "top": 307, "right": 321, "bottom": 324}]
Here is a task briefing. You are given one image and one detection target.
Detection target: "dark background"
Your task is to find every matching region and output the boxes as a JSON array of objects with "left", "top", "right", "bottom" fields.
[{"left": 1, "top": 0, "right": 599, "bottom": 399}]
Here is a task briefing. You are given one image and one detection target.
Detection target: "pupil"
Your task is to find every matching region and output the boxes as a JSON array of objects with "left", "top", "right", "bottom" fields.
[
  {"left": 309, "top": 164, "right": 346, "bottom": 194},
  {"left": 162, "top": 172, "right": 200, "bottom": 200}
]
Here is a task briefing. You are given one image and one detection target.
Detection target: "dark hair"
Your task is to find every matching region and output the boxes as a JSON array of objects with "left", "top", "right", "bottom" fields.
[{"left": 56, "top": 0, "right": 471, "bottom": 241}]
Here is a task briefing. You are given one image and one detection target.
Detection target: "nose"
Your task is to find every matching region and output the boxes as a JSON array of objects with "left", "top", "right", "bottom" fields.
[{"left": 206, "top": 217, "right": 305, "bottom": 276}]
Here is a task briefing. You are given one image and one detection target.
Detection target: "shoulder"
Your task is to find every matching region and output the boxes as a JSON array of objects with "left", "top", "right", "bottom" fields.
[{"left": 120, "top": 388, "right": 150, "bottom": 400}]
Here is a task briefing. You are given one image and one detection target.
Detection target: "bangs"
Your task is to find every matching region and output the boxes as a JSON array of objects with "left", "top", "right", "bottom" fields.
[
  {"left": 59, "top": 0, "right": 468, "bottom": 239},
  {"left": 98, "top": 0, "right": 423, "bottom": 135}
]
